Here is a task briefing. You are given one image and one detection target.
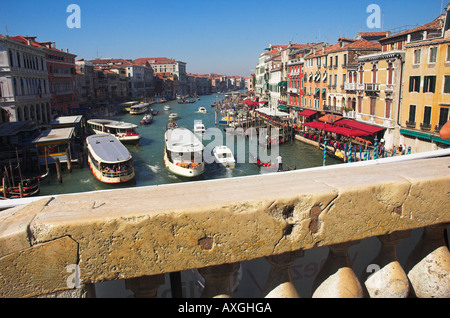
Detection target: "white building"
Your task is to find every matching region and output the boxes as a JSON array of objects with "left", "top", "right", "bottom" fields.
[{"left": 0, "top": 35, "right": 52, "bottom": 124}]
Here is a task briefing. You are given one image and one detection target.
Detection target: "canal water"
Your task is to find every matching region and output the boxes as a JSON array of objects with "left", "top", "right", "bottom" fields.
[
  {"left": 32, "top": 94, "right": 436, "bottom": 298},
  {"left": 39, "top": 93, "right": 341, "bottom": 196}
]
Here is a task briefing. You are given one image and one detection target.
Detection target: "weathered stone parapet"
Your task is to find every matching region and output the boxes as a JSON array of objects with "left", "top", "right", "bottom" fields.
[{"left": 0, "top": 155, "right": 449, "bottom": 298}]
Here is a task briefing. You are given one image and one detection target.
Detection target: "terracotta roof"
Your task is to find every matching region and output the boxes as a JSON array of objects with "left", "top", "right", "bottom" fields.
[
  {"left": 358, "top": 32, "right": 389, "bottom": 37},
  {"left": 381, "top": 15, "right": 445, "bottom": 41},
  {"left": 134, "top": 57, "right": 176, "bottom": 65}
]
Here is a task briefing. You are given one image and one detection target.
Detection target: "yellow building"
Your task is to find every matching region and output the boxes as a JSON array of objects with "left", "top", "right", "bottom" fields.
[{"left": 400, "top": 11, "right": 450, "bottom": 151}]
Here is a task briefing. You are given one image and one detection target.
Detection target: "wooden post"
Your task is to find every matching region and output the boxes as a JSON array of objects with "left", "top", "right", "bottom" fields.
[
  {"left": 18, "top": 182, "right": 23, "bottom": 198},
  {"left": 66, "top": 147, "right": 72, "bottom": 173},
  {"left": 56, "top": 158, "right": 63, "bottom": 183}
]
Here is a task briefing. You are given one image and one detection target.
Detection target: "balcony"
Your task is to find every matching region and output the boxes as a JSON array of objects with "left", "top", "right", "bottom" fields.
[
  {"left": 288, "top": 87, "right": 299, "bottom": 95},
  {"left": 323, "top": 104, "right": 343, "bottom": 114},
  {"left": 344, "top": 83, "right": 357, "bottom": 91},
  {"left": 1, "top": 151, "right": 449, "bottom": 298},
  {"left": 365, "top": 83, "right": 380, "bottom": 92},
  {"left": 420, "top": 122, "right": 432, "bottom": 131},
  {"left": 406, "top": 121, "right": 416, "bottom": 128}
]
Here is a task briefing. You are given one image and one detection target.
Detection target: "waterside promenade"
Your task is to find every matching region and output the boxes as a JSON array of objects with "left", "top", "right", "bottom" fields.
[{"left": 0, "top": 149, "right": 449, "bottom": 298}]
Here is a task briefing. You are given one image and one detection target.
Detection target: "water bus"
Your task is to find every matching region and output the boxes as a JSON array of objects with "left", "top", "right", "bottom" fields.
[
  {"left": 87, "top": 119, "right": 141, "bottom": 144},
  {"left": 163, "top": 127, "right": 205, "bottom": 178},
  {"left": 130, "top": 103, "right": 151, "bottom": 115},
  {"left": 86, "top": 134, "right": 135, "bottom": 184}
]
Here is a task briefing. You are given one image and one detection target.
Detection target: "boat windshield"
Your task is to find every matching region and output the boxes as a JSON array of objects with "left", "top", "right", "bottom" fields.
[
  {"left": 100, "top": 161, "right": 134, "bottom": 177},
  {"left": 171, "top": 151, "right": 203, "bottom": 164}
]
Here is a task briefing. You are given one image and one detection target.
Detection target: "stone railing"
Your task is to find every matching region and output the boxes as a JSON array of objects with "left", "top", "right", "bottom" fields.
[{"left": 0, "top": 150, "right": 449, "bottom": 298}]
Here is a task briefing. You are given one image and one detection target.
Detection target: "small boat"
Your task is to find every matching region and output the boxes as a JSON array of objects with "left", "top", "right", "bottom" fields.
[
  {"left": 151, "top": 109, "right": 159, "bottom": 116},
  {"left": 130, "top": 103, "right": 150, "bottom": 115},
  {"left": 169, "top": 113, "right": 179, "bottom": 120},
  {"left": 86, "top": 134, "right": 135, "bottom": 184},
  {"left": 87, "top": 119, "right": 141, "bottom": 144},
  {"left": 167, "top": 120, "right": 179, "bottom": 130},
  {"left": 164, "top": 127, "right": 205, "bottom": 178},
  {"left": 198, "top": 107, "right": 207, "bottom": 114},
  {"left": 193, "top": 120, "right": 206, "bottom": 135},
  {"left": 164, "top": 105, "right": 171, "bottom": 111},
  {"left": 213, "top": 145, "right": 236, "bottom": 169},
  {"left": 219, "top": 116, "right": 233, "bottom": 126},
  {"left": 140, "top": 114, "right": 153, "bottom": 125}
]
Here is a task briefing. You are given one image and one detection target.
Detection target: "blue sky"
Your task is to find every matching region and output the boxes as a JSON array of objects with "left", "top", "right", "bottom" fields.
[{"left": 0, "top": 0, "right": 445, "bottom": 77}]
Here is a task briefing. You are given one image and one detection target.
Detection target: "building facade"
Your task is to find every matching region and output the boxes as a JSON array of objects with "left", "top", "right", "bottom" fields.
[
  {"left": 0, "top": 35, "right": 52, "bottom": 124},
  {"left": 399, "top": 10, "right": 450, "bottom": 151}
]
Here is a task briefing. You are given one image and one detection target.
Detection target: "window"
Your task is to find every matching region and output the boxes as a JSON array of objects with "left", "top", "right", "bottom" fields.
[
  {"left": 408, "top": 105, "right": 416, "bottom": 124},
  {"left": 429, "top": 47, "right": 437, "bottom": 63},
  {"left": 414, "top": 49, "right": 421, "bottom": 64},
  {"left": 385, "top": 99, "right": 392, "bottom": 118},
  {"left": 423, "top": 76, "right": 436, "bottom": 93},
  {"left": 438, "top": 107, "right": 449, "bottom": 127},
  {"left": 335, "top": 56, "right": 338, "bottom": 67},
  {"left": 447, "top": 45, "right": 450, "bottom": 62},
  {"left": 422, "top": 106, "right": 432, "bottom": 126},
  {"left": 409, "top": 76, "right": 421, "bottom": 92},
  {"left": 370, "top": 98, "right": 376, "bottom": 115},
  {"left": 444, "top": 76, "right": 450, "bottom": 93},
  {"left": 387, "top": 63, "right": 394, "bottom": 85}
]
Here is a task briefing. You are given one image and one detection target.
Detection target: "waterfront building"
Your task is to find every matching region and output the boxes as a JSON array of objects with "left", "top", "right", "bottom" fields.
[
  {"left": 89, "top": 58, "right": 154, "bottom": 100},
  {"left": 355, "top": 32, "right": 404, "bottom": 151},
  {"left": 326, "top": 37, "right": 381, "bottom": 119},
  {"left": 134, "top": 57, "right": 187, "bottom": 97},
  {"left": 36, "top": 39, "right": 78, "bottom": 116},
  {"left": 75, "top": 59, "right": 95, "bottom": 108},
  {"left": 0, "top": 35, "right": 52, "bottom": 124},
  {"left": 302, "top": 43, "right": 328, "bottom": 116},
  {"left": 398, "top": 8, "right": 450, "bottom": 151},
  {"left": 287, "top": 43, "right": 322, "bottom": 119}
]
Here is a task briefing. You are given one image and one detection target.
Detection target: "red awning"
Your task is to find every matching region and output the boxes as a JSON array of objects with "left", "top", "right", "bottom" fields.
[
  {"left": 304, "top": 121, "right": 370, "bottom": 137},
  {"left": 324, "top": 126, "right": 370, "bottom": 137},
  {"left": 298, "top": 110, "right": 317, "bottom": 117},
  {"left": 335, "top": 119, "right": 384, "bottom": 134},
  {"left": 303, "top": 122, "right": 330, "bottom": 130},
  {"left": 319, "top": 114, "right": 342, "bottom": 123}
]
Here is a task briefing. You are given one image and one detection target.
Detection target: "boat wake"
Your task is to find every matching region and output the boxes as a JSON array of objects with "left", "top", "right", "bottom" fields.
[{"left": 147, "top": 164, "right": 160, "bottom": 173}]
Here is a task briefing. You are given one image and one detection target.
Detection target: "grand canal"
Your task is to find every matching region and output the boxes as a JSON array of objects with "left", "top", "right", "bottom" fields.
[
  {"left": 39, "top": 93, "right": 341, "bottom": 196},
  {"left": 31, "top": 93, "right": 425, "bottom": 298}
]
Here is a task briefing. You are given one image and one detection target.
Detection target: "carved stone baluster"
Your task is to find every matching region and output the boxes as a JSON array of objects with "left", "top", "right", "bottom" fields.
[
  {"left": 312, "top": 241, "right": 363, "bottom": 298},
  {"left": 125, "top": 274, "right": 165, "bottom": 298},
  {"left": 362, "top": 231, "right": 411, "bottom": 298},
  {"left": 405, "top": 224, "right": 450, "bottom": 298},
  {"left": 198, "top": 263, "right": 240, "bottom": 298},
  {"left": 260, "top": 250, "right": 303, "bottom": 298}
]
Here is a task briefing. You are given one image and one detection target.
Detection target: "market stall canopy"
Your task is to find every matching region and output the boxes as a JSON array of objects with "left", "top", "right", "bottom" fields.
[
  {"left": 335, "top": 119, "right": 384, "bottom": 134},
  {"left": 303, "top": 121, "right": 370, "bottom": 137},
  {"left": 298, "top": 110, "right": 317, "bottom": 117},
  {"left": 257, "top": 107, "right": 290, "bottom": 117},
  {"left": 319, "top": 114, "right": 342, "bottom": 123}
]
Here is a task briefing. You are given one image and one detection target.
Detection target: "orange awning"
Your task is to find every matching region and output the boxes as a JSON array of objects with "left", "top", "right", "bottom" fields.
[{"left": 319, "top": 114, "right": 342, "bottom": 123}]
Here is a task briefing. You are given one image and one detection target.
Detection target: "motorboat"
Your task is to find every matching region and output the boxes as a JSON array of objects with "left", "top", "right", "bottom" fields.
[
  {"left": 140, "top": 114, "right": 153, "bottom": 125},
  {"left": 213, "top": 145, "right": 236, "bottom": 169},
  {"left": 193, "top": 120, "right": 206, "bottom": 135},
  {"left": 163, "top": 127, "right": 205, "bottom": 178},
  {"left": 198, "top": 107, "right": 207, "bottom": 114},
  {"left": 164, "top": 105, "right": 171, "bottom": 111},
  {"left": 169, "top": 113, "right": 179, "bottom": 120}
]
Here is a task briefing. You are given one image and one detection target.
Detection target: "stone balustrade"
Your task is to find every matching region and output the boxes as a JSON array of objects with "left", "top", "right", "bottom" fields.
[{"left": 0, "top": 150, "right": 449, "bottom": 298}]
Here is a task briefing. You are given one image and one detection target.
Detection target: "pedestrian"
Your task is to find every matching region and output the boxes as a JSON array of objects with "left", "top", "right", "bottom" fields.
[{"left": 276, "top": 155, "right": 283, "bottom": 172}]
